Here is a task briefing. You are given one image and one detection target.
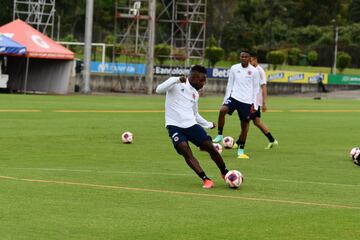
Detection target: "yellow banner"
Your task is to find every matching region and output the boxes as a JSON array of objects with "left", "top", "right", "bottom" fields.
[{"left": 266, "top": 71, "right": 328, "bottom": 84}]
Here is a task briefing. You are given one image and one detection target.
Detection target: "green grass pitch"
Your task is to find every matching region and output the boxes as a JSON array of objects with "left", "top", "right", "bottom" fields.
[{"left": 0, "top": 93, "right": 359, "bottom": 240}]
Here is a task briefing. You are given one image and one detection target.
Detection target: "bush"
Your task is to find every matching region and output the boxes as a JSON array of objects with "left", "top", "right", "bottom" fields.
[
  {"left": 227, "top": 51, "right": 238, "bottom": 65},
  {"left": 172, "top": 48, "right": 186, "bottom": 62},
  {"left": 253, "top": 46, "right": 269, "bottom": 63},
  {"left": 337, "top": 52, "right": 352, "bottom": 73},
  {"left": 266, "top": 51, "right": 285, "bottom": 70},
  {"left": 287, "top": 48, "right": 301, "bottom": 65},
  {"left": 154, "top": 44, "right": 171, "bottom": 65},
  {"left": 62, "top": 34, "right": 82, "bottom": 54},
  {"left": 104, "top": 34, "right": 123, "bottom": 61},
  {"left": 307, "top": 50, "right": 318, "bottom": 66},
  {"left": 344, "top": 44, "right": 360, "bottom": 67},
  {"left": 205, "top": 46, "right": 225, "bottom": 67}
]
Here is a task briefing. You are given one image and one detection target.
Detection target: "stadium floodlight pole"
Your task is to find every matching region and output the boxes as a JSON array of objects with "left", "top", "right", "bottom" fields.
[
  {"left": 145, "top": 0, "right": 156, "bottom": 95},
  {"left": 83, "top": 0, "right": 94, "bottom": 93},
  {"left": 332, "top": 19, "right": 338, "bottom": 75}
]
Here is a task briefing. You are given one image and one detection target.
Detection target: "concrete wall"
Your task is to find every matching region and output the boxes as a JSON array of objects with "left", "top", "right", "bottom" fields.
[{"left": 70, "top": 73, "right": 360, "bottom": 95}]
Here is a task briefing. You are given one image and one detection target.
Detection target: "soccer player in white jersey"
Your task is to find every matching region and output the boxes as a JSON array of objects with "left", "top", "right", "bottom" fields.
[
  {"left": 156, "top": 65, "right": 229, "bottom": 189},
  {"left": 249, "top": 53, "right": 278, "bottom": 149},
  {"left": 213, "top": 50, "right": 260, "bottom": 159}
]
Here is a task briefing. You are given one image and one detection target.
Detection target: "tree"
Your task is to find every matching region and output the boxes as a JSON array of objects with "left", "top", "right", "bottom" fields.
[
  {"left": 287, "top": 47, "right": 301, "bottom": 65},
  {"left": 221, "top": 16, "right": 255, "bottom": 53},
  {"left": 266, "top": 51, "right": 285, "bottom": 70},
  {"left": 290, "top": 0, "right": 343, "bottom": 27},
  {"left": 205, "top": 47, "right": 225, "bottom": 67},
  {"left": 307, "top": 50, "right": 318, "bottom": 66},
  {"left": 349, "top": 0, "right": 360, "bottom": 22},
  {"left": 337, "top": 51, "right": 352, "bottom": 73},
  {"left": 0, "top": 0, "right": 12, "bottom": 25},
  {"left": 292, "top": 25, "right": 323, "bottom": 45},
  {"left": 207, "top": 0, "right": 237, "bottom": 46}
]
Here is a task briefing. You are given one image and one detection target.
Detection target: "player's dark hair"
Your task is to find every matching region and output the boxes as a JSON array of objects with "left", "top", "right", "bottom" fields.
[
  {"left": 191, "top": 65, "right": 207, "bottom": 75},
  {"left": 240, "top": 49, "right": 251, "bottom": 55},
  {"left": 250, "top": 51, "right": 257, "bottom": 58}
]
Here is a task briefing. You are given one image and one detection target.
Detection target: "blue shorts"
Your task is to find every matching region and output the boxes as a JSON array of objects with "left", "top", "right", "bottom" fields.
[
  {"left": 250, "top": 106, "right": 261, "bottom": 119},
  {"left": 166, "top": 124, "right": 211, "bottom": 153},
  {"left": 224, "top": 97, "right": 252, "bottom": 121}
]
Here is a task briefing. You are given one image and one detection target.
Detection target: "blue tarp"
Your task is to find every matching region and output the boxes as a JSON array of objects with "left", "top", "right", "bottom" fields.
[{"left": 0, "top": 35, "right": 26, "bottom": 55}]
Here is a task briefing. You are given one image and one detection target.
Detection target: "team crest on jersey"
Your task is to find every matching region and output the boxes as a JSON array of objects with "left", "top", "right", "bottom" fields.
[
  {"left": 192, "top": 93, "right": 196, "bottom": 100},
  {"left": 172, "top": 132, "right": 179, "bottom": 142},
  {"left": 248, "top": 71, "right": 252, "bottom": 75}
]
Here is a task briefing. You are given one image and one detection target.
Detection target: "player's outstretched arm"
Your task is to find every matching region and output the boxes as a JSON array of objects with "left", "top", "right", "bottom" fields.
[
  {"left": 193, "top": 102, "right": 214, "bottom": 129},
  {"left": 155, "top": 77, "right": 182, "bottom": 94}
]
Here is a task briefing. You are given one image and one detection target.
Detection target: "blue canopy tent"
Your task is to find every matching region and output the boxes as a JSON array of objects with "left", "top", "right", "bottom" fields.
[
  {"left": 0, "top": 35, "right": 26, "bottom": 55},
  {"left": 0, "top": 35, "right": 26, "bottom": 90}
]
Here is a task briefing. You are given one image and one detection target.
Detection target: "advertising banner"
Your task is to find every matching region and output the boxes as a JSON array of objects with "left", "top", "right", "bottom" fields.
[
  {"left": 91, "top": 62, "right": 145, "bottom": 75},
  {"left": 207, "top": 68, "right": 230, "bottom": 79},
  {"left": 153, "top": 66, "right": 230, "bottom": 78},
  {"left": 267, "top": 71, "right": 328, "bottom": 84},
  {"left": 328, "top": 74, "right": 360, "bottom": 85},
  {"left": 153, "top": 66, "right": 190, "bottom": 76}
]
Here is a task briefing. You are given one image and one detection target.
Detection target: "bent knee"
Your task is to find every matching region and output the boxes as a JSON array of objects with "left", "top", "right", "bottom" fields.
[
  {"left": 200, "top": 140, "right": 216, "bottom": 152},
  {"left": 220, "top": 106, "right": 229, "bottom": 115},
  {"left": 253, "top": 119, "right": 260, "bottom": 126}
]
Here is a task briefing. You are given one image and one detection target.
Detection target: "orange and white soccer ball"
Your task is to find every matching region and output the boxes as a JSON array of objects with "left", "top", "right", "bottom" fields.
[
  {"left": 225, "top": 170, "right": 244, "bottom": 188},
  {"left": 222, "top": 136, "right": 234, "bottom": 149},
  {"left": 121, "top": 131, "right": 133, "bottom": 144},
  {"left": 213, "top": 143, "right": 223, "bottom": 154}
]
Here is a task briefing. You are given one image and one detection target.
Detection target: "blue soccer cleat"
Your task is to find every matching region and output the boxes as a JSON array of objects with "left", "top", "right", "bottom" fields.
[
  {"left": 237, "top": 148, "right": 250, "bottom": 159},
  {"left": 213, "top": 135, "right": 223, "bottom": 143}
]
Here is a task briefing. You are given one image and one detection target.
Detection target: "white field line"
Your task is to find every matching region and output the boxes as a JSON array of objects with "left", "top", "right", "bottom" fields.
[
  {"left": 2, "top": 167, "right": 360, "bottom": 188},
  {"left": 290, "top": 109, "right": 360, "bottom": 113},
  {"left": 0, "top": 175, "right": 359, "bottom": 210},
  {"left": 53, "top": 110, "right": 165, "bottom": 113},
  {"left": 1, "top": 109, "right": 360, "bottom": 113},
  {"left": 54, "top": 109, "right": 360, "bottom": 113},
  {"left": 53, "top": 109, "right": 284, "bottom": 113}
]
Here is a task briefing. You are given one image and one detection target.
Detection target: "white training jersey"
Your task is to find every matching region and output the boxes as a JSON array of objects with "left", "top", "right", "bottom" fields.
[
  {"left": 155, "top": 77, "right": 214, "bottom": 129},
  {"left": 256, "top": 65, "right": 267, "bottom": 106},
  {"left": 223, "top": 63, "right": 260, "bottom": 109}
]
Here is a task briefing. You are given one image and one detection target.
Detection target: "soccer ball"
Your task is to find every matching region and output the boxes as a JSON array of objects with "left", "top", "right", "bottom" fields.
[
  {"left": 121, "top": 131, "right": 133, "bottom": 143},
  {"left": 213, "top": 143, "right": 223, "bottom": 154},
  {"left": 225, "top": 170, "right": 244, "bottom": 188},
  {"left": 222, "top": 136, "right": 234, "bottom": 149},
  {"left": 350, "top": 147, "right": 360, "bottom": 165},
  {"left": 350, "top": 147, "right": 360, "bottom": 160}
]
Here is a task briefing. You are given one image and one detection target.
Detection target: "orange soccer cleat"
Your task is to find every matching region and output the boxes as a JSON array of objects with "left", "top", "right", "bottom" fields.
[{"left": 202, "top": 179, "right": 214, "bottom": 189}]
